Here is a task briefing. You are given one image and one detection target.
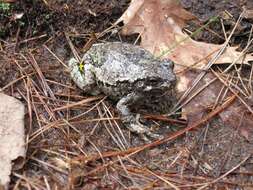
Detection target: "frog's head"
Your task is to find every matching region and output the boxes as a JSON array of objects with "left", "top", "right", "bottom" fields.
[{"left": 142, "top": 59, "right": 176, "bottom": 93}]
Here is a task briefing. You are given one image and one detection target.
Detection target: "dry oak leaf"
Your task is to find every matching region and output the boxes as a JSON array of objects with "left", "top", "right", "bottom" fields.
[
  {"left": 180, "top": 72, "right": 253, "bottom": 141},
  {"left": 118, "top": 0, "right": 253, "bottom": 85},
  {"left": 219, "top": 100, "right": 253, "bottom": 141},
  {"left": 0, "top": 93, "right": 25, "bottom": 189}
]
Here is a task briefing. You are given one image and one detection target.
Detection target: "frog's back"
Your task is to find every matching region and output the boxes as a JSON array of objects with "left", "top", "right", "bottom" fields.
[
  {"left": 83, "top": 42, "right": 172, "bottom": 85},
  {"left": 84, "top": 42, "right": 153, "bottom": 67}
]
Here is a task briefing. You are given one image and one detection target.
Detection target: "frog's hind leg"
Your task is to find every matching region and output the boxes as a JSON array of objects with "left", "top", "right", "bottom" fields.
[{"left": 116, "top": 93, "right": 162, "bottom": 141}]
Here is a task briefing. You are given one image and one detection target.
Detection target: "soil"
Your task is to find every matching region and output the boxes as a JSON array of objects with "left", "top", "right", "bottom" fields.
[
  {"left": 181, "top": 0, "right": 253, "bottom": 49},
  {"left": 0, "top": 0, "right": 253, "bottom": 189}
]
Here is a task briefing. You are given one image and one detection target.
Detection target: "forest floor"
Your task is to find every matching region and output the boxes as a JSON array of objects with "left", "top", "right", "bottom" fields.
[{"left": 0, "top": 0, "right": 253, "bottom": 189}]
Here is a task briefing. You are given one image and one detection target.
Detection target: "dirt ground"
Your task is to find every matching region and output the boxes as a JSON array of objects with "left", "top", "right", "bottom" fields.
[{"left": 0, "top": 0, "right": 253, "bottom": 189}]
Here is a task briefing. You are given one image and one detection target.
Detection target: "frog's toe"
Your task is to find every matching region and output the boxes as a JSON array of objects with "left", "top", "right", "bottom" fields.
[
  {"left": 127, "top": 122, "right": 162, "bottom": 141},
  {"left": 146, "top": 132, "right": 163, "bottom": 140},
  {"left": 122, "top": 115, "right": 162, "bottom": 141},
  {"left": 127, "top": 122, "right": 150, "bottom": 134}
]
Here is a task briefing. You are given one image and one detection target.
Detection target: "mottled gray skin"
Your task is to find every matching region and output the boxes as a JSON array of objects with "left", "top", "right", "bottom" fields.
[{"left": 69, "top": 42, "right": 176, "bottom": 140}]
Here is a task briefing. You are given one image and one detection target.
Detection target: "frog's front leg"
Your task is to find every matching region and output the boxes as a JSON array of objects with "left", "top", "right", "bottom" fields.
[{"left": 116, "top": 92, "right": 161, "bottom": 140}]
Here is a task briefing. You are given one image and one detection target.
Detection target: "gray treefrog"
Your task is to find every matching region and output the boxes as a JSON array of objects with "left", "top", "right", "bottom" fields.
[{"left": 69, "top": 42, "right": 176, "bottom": 140}]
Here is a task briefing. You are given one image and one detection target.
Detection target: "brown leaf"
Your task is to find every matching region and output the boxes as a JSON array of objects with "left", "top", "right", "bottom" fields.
[
  {"left": 119, "top": 0, "right": 253, "bottom": 75},
  {"left": 219, "top": 101, "right": 253, "bottom": 141},
  {"left": 180, "top": 72, "right": 253, "bottom": 141},
  {"left": 180, "top": 72, "right": 219, "bottom": 124}
]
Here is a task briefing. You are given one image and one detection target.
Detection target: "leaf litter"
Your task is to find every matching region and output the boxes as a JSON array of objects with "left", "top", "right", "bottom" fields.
[{"left": 1, "top": 0, "right": 253, "bottom": 189}]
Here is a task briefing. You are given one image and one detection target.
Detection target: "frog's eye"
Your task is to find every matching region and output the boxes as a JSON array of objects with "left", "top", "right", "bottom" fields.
[
  {"left": 136, "top": 81, "right": 144, "bottom": 88},
  {"left": 149, "top": 78, "right": 160, "bottom": 85}
]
